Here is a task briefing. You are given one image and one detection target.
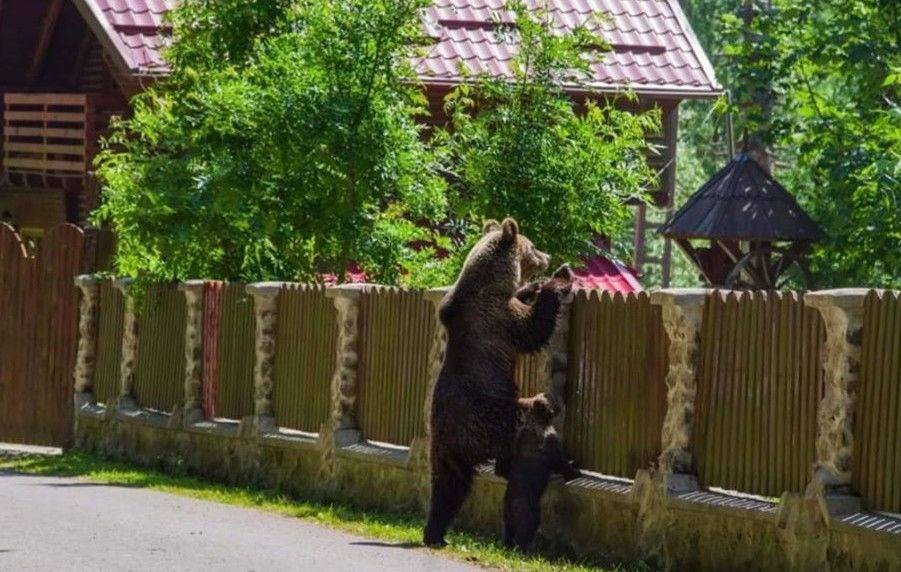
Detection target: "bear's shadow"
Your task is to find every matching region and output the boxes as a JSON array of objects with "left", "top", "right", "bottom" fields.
[{"left": 348, "top": 541, "right": 420, "bottom": 549}]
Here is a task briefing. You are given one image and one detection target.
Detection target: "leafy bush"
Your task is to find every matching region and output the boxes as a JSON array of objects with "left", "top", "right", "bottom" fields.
[
  {"left": 96, "top": 0, "right": 446, "bottom": 284},
  {"left": 96, "top": 0, "right": 660, "bottom": 286}
]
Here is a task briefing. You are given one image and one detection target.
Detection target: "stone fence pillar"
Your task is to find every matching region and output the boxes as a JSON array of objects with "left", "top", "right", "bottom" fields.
[
  {"left": 650, "top": 289, "right": 707, "bottom": 484},
  {"left": 804, "top": 289, "right": 869, "bottom": 495},
  {"left": 115, "top": 278, "right": 138, "bottom": 409},
  {"left": 73, "top": 275, "right": 100, "bottom": 407},
  {"left": 179, "top": 280, "right": 205, "bottom": 424},
  {"left": 246, "top": 282, "right": 284, "bottom": 432},
  {"left": 422, "top": 288, "right": 450, "bottom": 437},
  {"left": 325, "top": 284, "right": 371, "bottom": 447}
]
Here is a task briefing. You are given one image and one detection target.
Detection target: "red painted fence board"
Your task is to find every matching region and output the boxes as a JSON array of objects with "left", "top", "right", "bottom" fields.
[{"left": 202, "top": 281, "right": 223, "bottom": 419}]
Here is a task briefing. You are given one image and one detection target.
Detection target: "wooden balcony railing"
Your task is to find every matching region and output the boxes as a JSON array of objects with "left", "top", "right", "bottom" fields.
[{"left": 2, "top": 93, "right": 93, "bottom": 179}]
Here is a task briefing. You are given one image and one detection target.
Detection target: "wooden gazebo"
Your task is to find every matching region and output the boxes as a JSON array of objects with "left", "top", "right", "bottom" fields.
[{"left": 660, "top": 152, "right": 824, "bottom": 290}]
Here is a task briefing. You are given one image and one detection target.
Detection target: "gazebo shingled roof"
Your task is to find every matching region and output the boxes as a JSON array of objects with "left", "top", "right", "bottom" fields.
[{"left": 660, "top": 153, "right": 824, "bottom": 242}]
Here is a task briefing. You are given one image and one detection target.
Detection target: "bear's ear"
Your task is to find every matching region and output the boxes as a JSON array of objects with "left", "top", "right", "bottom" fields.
[
  {"left": 482, "top": 219, "right": 501, "bottom": 234},
  {"left": 500, "top": 218, "right": 519, "bottom": 241}
]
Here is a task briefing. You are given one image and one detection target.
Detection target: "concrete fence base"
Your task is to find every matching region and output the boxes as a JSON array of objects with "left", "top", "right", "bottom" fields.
[{"left": 73, "top": 398, "right": 900, "bottom": 571}]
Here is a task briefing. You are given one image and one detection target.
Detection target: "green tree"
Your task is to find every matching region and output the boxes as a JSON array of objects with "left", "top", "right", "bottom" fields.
[
  {"left": 95, "top": 0, "right": 447, "bottom": 285},
  {"left": 164, "top": 0, "right": 298, "bottom": 71},
  {"left": 436, "top": 2, "right": 660, "bottom": 266},
  {"left": 677, "top": 0, "right": 900, "bottom": 288},
  {"left": 752, "top": 0, "right": 900, "bottom": 287}
]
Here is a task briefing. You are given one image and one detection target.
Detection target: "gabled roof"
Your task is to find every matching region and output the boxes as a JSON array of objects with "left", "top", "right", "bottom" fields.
[
  {"left": 420, "top": 0, "right": 720, "bottom": 97},
  {"left": 660, "top": 154, "right": 824, "bottom": 242},
  {"left": 75, "top": 0, "right": 719, "bottom": 98},
  {"left": 73, "top": 0, "right": 175, "bottom": 76}
]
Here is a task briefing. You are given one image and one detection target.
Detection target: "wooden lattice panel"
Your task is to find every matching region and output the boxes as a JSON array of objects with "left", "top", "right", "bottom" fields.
[{"left": 3, "top": 93, "right": 89, "bottom": 177}]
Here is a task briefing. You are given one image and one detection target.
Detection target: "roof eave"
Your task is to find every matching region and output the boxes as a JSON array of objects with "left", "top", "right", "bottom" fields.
[
  {"left": 113, "top": 70, "right": 725, "bottom": 102},
  {"left": 71, "top": 0, "right": 138, "bottom": 79},
  {"left": 136, "top": 68, "right": 171, "bottom": 78},
  {"left": 660, "top": 231, "right": 822, "bottom": 242},
  {"left": 574, "top": 84, "right": 723, "bottom": 101},
  {"left": 419, "top": 76, "right": 723, "bottom": 100}
]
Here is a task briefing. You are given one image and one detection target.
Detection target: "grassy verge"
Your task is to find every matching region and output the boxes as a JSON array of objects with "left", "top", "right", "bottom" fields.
[{"left": 0, "top": 452, "right": 630, "bottom": 572}]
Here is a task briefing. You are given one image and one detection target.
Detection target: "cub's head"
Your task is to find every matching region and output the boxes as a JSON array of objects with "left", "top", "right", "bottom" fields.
[
  {"left": 520, "top": 392, "right": 559, "bottom": 427},
  {"left": 460, "top": 218, "right": 549, "bottom": 289}
]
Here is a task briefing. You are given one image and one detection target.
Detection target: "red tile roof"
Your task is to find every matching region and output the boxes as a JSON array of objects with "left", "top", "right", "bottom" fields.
[
  {"left": 79, "top": 0, "right": 719, "bottom": 96},
  {"left": 421, "top": 0, "right": 719, "bottom": 97},
  {"left": 574, "top": 255, "right": 643, "bottom": 293},
  {"left": 322, "top": 256, "right": 641, "bottom": 292},
  {"left": 77, "top": 0, "right": 175, "bottom": 75}
]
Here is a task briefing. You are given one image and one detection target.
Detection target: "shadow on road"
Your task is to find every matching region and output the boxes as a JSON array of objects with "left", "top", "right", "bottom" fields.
[
  {"left": 348, "top": 541, "right": 421, "bottom": 550},
  {"left": 0, "top": 472, "right": 143, "bottom": 489},
  {"left": 30, "top": 481, "right": 140, "bottom": 489}
]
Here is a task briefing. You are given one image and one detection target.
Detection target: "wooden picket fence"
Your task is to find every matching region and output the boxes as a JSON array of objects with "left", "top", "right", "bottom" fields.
[
  {"left": 693, "top": 291, "right": 826, "bottom": 497},
  {"left": 855, "top": 291, "right": 901, "bottom": 512},
  {"left": 132, "top": 283, "right": 186, "bottom": 413},
  {"left": 357, "top": 287, "right": 436, "bottom": 446},
  {"left": 81, "top": 278, "right": 901, "bottom": 514},
  {"left": 0, "top": 223, "right": 84, "bottom": 446},
  {"left": 564, "top": 291, "right": 669, "bottom": 478},
  {"left": 202, "top": 282, "right": 255, "bottom": 420},
  {"left": 271, "top": 284, "right": 337, "bottom": 433}
]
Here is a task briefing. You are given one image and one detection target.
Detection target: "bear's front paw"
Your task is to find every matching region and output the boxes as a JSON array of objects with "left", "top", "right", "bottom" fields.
[
  {"left": 563, "top": 468, "right": 583, "bottom": 482},
  {"left": 562, "top": 459, "right": 582, "bottom": 482},
  {"left": 514, "top": 281, "right": 542, "bottom": 304}
]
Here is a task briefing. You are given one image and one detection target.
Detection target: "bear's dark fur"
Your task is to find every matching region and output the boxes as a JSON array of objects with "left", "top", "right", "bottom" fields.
[
  {"left": 423, "top": 218, "right": 573, "bottom": 547},
  {"left": 503, "top": 393, "right": 581, "bottom": 550}
]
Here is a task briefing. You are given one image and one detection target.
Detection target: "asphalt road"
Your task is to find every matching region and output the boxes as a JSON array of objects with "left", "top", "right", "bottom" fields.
[{"left": 0, "top": 472, "right": 479, "bottom": 572}]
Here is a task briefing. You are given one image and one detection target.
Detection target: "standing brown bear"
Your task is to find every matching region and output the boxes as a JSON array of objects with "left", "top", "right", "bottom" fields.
[
  {"left": 503, "top": 392, "right": 581, "bottom": 550},
  {"left": 423, "top": 218, "right": 573, "bottom": 547}
]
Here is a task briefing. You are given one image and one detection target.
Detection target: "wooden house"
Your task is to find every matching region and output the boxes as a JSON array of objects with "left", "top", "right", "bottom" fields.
[
  {"left": 0, "top": 0, "right": 719, "bottom": 284},
  {"left": 0, "top": 0, "right": 171, "bottom": 235}
]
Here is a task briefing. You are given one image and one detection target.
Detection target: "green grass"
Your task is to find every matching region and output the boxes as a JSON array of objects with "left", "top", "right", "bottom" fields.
[{"left": 0, "top": 451, "right": 629, "bottom": 572}]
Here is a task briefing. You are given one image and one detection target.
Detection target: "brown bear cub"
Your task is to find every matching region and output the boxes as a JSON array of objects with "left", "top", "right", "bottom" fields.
[
  {"left": 504, "top": 392, "right": 581, "bottom": 550},
  {"left": 423, "top": 218, "right": 574, "bottom": 548}
]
